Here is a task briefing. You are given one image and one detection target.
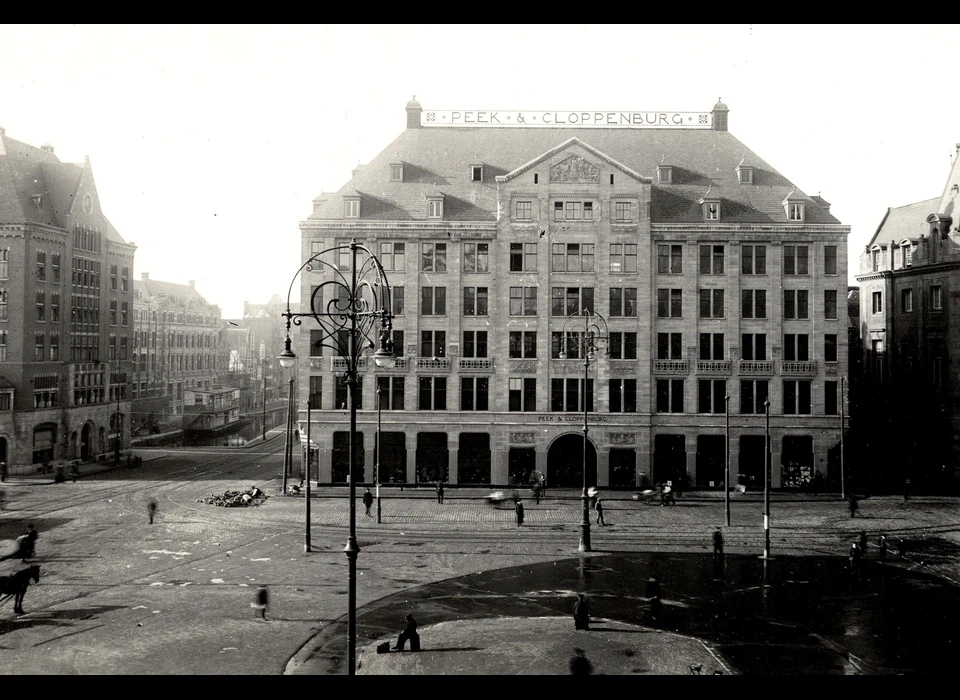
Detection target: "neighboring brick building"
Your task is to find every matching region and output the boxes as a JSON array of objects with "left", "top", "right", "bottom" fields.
[
  {"left": 0, "top": 127, "right": 135, "bottom": 471},
  {"left": 856, "top": 147, "right": 960, "bottom": 492},
  {"left": 131, "top": 273, "right": 232, "bottom": 441},
  {"left": 296, "top": 98, "right": 850, "bottom": 489}
]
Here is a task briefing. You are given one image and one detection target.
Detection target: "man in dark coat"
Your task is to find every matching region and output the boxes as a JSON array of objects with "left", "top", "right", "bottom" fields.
[
  {"left": 363, "top": 488, "right": 374, "bottom": 517},
  {"left": 394, "top": 614, "right": 419, "bottom": 651},
  {"left": 573, "top": 593, "right": 590, "bottom": 630},
  {"left": 515, "top": 498, "right": 525, "bottom": 526}
]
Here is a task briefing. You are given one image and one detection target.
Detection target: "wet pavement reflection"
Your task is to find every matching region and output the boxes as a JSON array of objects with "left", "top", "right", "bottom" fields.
[{"left": 322, "top": 553, "right": 960, "bottom": 675}]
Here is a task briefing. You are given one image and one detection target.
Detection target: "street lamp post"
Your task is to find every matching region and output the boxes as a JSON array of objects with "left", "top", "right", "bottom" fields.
[
  {"left": 279, "top": 238, "right": 395, "bottom": 676},
  {"left": 304, "top": 397, "right": 311, "bottom": 552},
  {"left": 725, "top": 394, "right": 731, "bottom": 526},
  {"left": 762, "top": 399, "right": 772, "bottom": 559},
  {"left": 840, "top": 376, "right": 846, "bottom": 500},
  {"left": 558, "top": 309, "right": 608, "bottom": 554},
  {"left": 376, "top": 382, "right": 382, "bottom": 524},
  {"left": 282, "top": 375, "right": 294, "bottom": 494},
  {"left": 115, "top": 360, "right": 122, "bottom": 465},
  {"left": 262, "top": 360, "right": 268, "bottom": 442}
]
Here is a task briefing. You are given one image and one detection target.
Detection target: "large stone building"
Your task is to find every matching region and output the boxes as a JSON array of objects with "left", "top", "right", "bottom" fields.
[
  {"left": 0, "top": 127, "right": 135, "bottom": 470},
  {"left": 295, "top": 99, "right": 850, "bottom": 489},
  {"left": 131, "top": 273, "right": 233, "bottom": 442},
  {"left": 856, "top": 147, "right": 960, "bottom": 492}
]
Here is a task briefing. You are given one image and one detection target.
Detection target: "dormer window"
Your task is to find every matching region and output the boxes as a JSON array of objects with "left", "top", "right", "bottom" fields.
[
  {"left": 903, "top": 241, "right": 913, "bottom": 267},
  {"left": 657, "top": 166, "right": 672, "bottom": 184},
  {"left": 787, "top": 203, "right": 804, "bottom": 221},
  {"left": 702, "top": 201, "right": 720, "bottom": 221},
  {"left": 737, "top": 166, "right": 753, "bottom": 185},
  {"left": 427, "top": 196, "right": 444, "bottom": 219},
  {"left": 471, "top": 165, "right": 483, "bottom": 182},
  {"left": 871, "top": 246, "right": 882, "bottom": 272},
  {"left": 390, "top": 163, "right": 404, "bottom": 182},
  {"left": 344, "top": 197, "right": 361, "bottom": 218}
]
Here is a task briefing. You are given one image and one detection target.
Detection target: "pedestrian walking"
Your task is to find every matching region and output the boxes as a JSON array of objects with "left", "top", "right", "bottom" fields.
[
  {"left": 573, "top": 593, "right": 590, "bottom": 630},
  {"left": 849, "top": 540, "right": 862, "bottom": 574},
  {"left": 878, "top": 534, "right": 888, "bottom": 562},
  {"left": 515, "top": 498, "right": 525, "bottom": 526},
  {"left": 540, "top": 477, "right": 546, "bottom": 498},
  {"left": 0, "top": 460, "right": 7, "bottom": 482},
  {"left": 903, "top": 479, "right": 911, "bottom": 504},
  {"left": 147, "top": 499, "right": 157, "bottom": 524},
  {"left": 675, "top": 475, "right": 684, "bottom": 499},
  {"left": 394, "top": 613, "right": 420, "bottom": 651},
  {"left": 533, "top": 483, "right": 541, "bottom": 505},
  {"left": 436, "top": 482, "right": 444, "bottom": 504},
  {"left": 253, "top": 586, "right": 269, "bottom": 620},
  {"left": 594, "top": 497, "right": 605, "bottom": 526},
  {"left": 848, "top": 494, "right": 859, "bottom": 518},
  {"left": 713, "top": 527, "right": 724, "bottom": 557},
  {"left": 569, "top": 647, "right": 594, "bottom": 675},
  {"left": 363, "top": 488, "right": 374, "bottom": 517}
]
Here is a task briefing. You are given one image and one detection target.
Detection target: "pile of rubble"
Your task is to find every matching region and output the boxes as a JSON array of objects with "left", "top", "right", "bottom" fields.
[{"left": 197, "top": 486, "right": 269, "bottom": 508}]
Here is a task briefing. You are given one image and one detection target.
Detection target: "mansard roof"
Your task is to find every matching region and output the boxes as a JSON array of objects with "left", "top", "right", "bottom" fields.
[
  {"left": 308, "top": 115, "right": 841, "bottom": 226},
  {"left": 868, "top": 198, "right": 939, "bottom": 249}
]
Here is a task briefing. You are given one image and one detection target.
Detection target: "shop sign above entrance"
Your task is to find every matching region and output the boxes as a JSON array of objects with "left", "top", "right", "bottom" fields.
[{"left": 422, "top": 110, "right": 712, "bottom": 129}]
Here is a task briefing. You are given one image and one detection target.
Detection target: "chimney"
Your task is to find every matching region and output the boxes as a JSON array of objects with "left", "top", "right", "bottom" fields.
[
  {"left": 41, "top": 143, "right": 55, "bottom": 154},
  {"left": 141, "top": 272, "right": 150, "bottom": 280},
  {"left": 712, "top": 98, "right": 729, "bottom": 132},
  {"left": 406, "top": 95, "right": 423, "bottom": 129}
]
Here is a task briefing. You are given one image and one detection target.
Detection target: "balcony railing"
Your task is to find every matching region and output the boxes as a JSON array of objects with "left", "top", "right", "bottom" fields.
[
  {"left": 331, "top": 357, "right": 367, "bottom": 372},
  {"left": 781, "top": 361, "right": 818, "bottom": 376},
  {"left": 416, "top": 357, "right": 451, "bottom": 371},
  {"left": 739, "top": 361, "right": 774, "bottom": 375},
  {"left": 327, "top": 356, "right": 408, "bottom": 372},
  {"left": 458, "top": 358, "right": 494, "bottom": 372},
  {"left": 696, "top": 360, "right": 731, "bottom": 374},
  {"left": 653, "top": 360, "right": 688, "bottom": 375}
]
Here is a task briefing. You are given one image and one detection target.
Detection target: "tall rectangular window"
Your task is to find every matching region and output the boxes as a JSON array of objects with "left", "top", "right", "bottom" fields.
[
  {"left": 421, "top": 286, "right": 446, "bottom": 315},
  {"left": 699, "top": 245, "right": 725, "bottom": 274},
  {"left": 392, "top": 286, "right": 404, "bottom": 316},
  {"left": 460, "top": 377, "right": 489, "bottom": 411},
  {"left": 0, "top": 249, "right": 8, "bottom": 279},
  {"left": 902, "top": 288, "right": 914, "bottom": 312},
  {"left": 514, "top": 201, "right": 532, "bottom": 220},
  {"left": 463, "top": 242, "right": 489, "bottom": 273},
  {"left": 37, "top": 251, "right": 47, "bottom": 281},
  {"left": 784, "top": 245, "right": 809, "bottom": 275},
  {"left": 609, "top": 288, "right": 638, "bottom": 317},
  {"left": 656, "top": 379, "right": 684, "bottom": 413},
  {"left": 609, "top": 244, "right": 637, "bottom": 273},
  {"left": 463, "top": 287, "right": 488, "bottom": 316},
  {"left": 783, "top": 379, "right": 812, "bottom": 414},
  {"left": 824, "top": 380, "right": 838, "bottom": 415},
  {"left": 657, "top": 289, "right": 682, "bottom": 318},
  {"left": 740, "top": 379, "right": 768, "bottom": 414},
  {"left": 509, "top": 331, "right": 537, "bottom": 358},
  {"left": 657, "top": 244, "right": 683, "bottom": 274},
  {"left": 783, "top": 334, "right": 810, "bottom": 361},
  {"left": 0, "top": 289, "right": 7, "bottom": 321},
  {"left": 509, "top": 287, "right": 538, "bottom": 316},
  {"left": 421, "top": 243, "right": 447, "bottom": 272},
  {"left": 34, "top": 332, "right": 44, "bottom": 361},
  {"left": 121, "top": 267, "right": 129, "bottom": 292},
  {"left": 657, "top": 333, "right": 683, "bottom": 359},
  {"left": 420, "top": 331, "right": 446, "bottom": 358},
  {"left": 741, "top": 290, "right": 767, "bottom": 319},
  {"left": 741, "top": 333, "right": 767, "bottom": 361},
  {"left": 379, "top": 242, "right": 406, "bottom": 272},
  {"left": 699, "top": 333, "right": 724, "bottom": 360},
  {"left": 698, "top": 379, "right": 726, "bottom": 414},
  {"left": 109, "top": 300, "right": 117, "bottom": 325},
  {"left": 509, "top": 377, "right": 537, "bottom": 411},
  {"left": 0, "top": 330, "right": 6, "bottom": 361},
  {"left": 110, "top": 264, "right": 118, "bottom": 290},
  {"left": 608, "top": 332, "right": 637, "bottom": 360},
  {"left": 609, "top": 378, "right": 637, "bottom": 413},
  {"left": 932, "top": 285, "right": 942, "bottom": 310},
  {"left": 824, "top": 245, "right": 838, "bottom": 275},
  {"left": 309, "top": 376, "right": 323, "bottom": 409},
  {"left": 551, "top": 378, "right": 594, "bottom": 412},
  {"left": 510, "top": 243, "right": 537, "bottom": 272},
  {"left": 36, "top": 291, "right": 45, "bottom": 321},
  {"left": 824, "top": 289, "right": 838, "bottom": 319},
  {"left": 824, "top": 334, "right": 838, "bottom": 363},
  {"left": 872, "top": 291, "right": 882, "bottom": 314},
  {"left": 462, "top": 331, "right": 488, "bottom": 358},
  {"left": 51, "top": 253, "right": 60, "bottom": 282},
  {"left": 699, "top": 289, "right": 724, "bottom": 318},
  {"left": 376, "top": 376, "right": 405, "bottom": 410},
  {"left": 418, "top": 377, "right": 447, "bottom": 410},
  {"left": 121, "top": 302, "right": 129, "bottom": 326},
  {"left": 742, "top": 244, "right": 766, "bottom": 274},
  {"left": 309, "top": 330, "right": 324, "bottom": 357},
  {"left": 784, "top": 290, "right": 809, "bottom": 319}
]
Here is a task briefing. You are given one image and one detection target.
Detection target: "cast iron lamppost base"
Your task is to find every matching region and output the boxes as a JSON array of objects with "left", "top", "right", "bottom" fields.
[{"left": 279, "top": 239, "right": 395, "bottom": 676}]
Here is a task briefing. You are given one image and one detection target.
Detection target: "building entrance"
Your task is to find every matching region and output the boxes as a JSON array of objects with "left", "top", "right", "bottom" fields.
[
  {"left": 458, "top": 433, "right": 491, "bottom": 485},
  {"left": 696, "top": 435, "right": 726, "bottom": 488},
  {"left": 738, "top": 435, "right": 766, "bottom": 490},
  {"left": 609, "top": 448, "right": 637, "bottom": 487},
  {"left": 653, "top": 435, "right": 685, "bottom": 486},
  {"left": 782, "top": 435, "right": 814, "bottom": 488},
  {"left": 547, "top": 434, "right": 597, "bottom": 489},
  {"left": 416, "top": 432, "right": 449, "bottom": 484},
  {"left": 375, "top": 431, "right": 407, "bottom": 483},
  {"left": 332, "top": 431, "right": 365, "bottom": 483},
  {"left": 508, "top": 448, "right": 536, "bottom": 486}
]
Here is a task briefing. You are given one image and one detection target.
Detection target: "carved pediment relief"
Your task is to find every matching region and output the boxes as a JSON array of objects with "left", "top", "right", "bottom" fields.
[{"left": 550, "top": 155, "right": 600, "bottom": 183}]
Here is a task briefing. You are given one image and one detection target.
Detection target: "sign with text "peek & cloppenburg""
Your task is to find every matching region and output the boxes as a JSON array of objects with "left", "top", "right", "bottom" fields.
[{"left": 422, "top": 110, "right": 713, "bottom": 128}]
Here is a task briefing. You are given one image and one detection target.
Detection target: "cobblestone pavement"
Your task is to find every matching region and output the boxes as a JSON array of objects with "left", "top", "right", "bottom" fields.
[{"left": 0, "top": 445, "right": 957, "bottom": 674}]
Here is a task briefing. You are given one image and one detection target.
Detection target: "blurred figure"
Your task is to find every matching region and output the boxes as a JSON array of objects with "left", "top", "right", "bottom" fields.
[
  {"left": 436, "top": 482, "right": 444, "bottom": 504},
  {"left": 147, "top": 499, "right": 157, "bottom": 524},
  {"left": 594, "top": 497, "right": 605, "bottom": 526},
  {"left": 363, "top": 488, "right": 373, "bottom": 517},
  {"left": 849, "top": 540, "right": 863, "bottom": 574},
  {"left": 848, "top": 494, "right": 859, "bottom": 518},
  {"left": 859, "top": 530, "right": 868, "bottom": 555},
  {"left": 569, "top": 647, "right": 593, "bottom": 675},
  {"left": 878, "top": 534, "right": 888, "bottom": 562},
  {"left": 515, "top": 498, "right": 524, "bottom": 527},
  {"left": 1, "top": 460, "right": 8, "bottom": 482},
  {"left": 713, "top": 527, "right": 724, "bottom": 557},
  {"left": 573, "top": 593, "right": 590, "bottom": 630},
  {"left": 253, "top": 586, "right": 269, "bottom": 621},
  {"left": 394, "top": 613, "right": 419, "bottom": 651}
]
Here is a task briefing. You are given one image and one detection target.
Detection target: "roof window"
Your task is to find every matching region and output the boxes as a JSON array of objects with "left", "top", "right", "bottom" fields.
[
  {"left": 471, "top": 165, "right": 483, "bottom": 182},
  {"left": 657, "top": 165, "right": 672, "bottom": 184},
  {"left": 390, "top": 163, "right": 404, "bottom": 182}
]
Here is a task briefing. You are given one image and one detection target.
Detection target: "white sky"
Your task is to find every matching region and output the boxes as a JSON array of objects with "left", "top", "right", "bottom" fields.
[{"left": 1, "top": 24, "right": 957, "bottom": 318}]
